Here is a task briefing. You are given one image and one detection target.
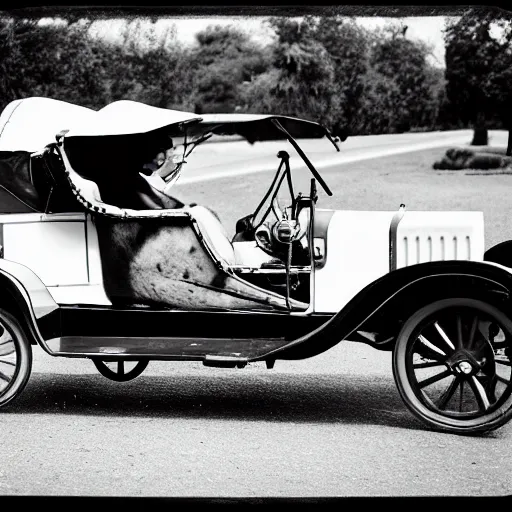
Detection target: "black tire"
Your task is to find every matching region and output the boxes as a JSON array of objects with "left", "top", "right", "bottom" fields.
[
  {"left": 0, "top": 308, "right": 32, "bottom": 409},
  {"left": 92, "top": 358, "right": 149, "bottom": 382},
  {"left": 393, "top": 298, "right": 512, "bottom": 435}
]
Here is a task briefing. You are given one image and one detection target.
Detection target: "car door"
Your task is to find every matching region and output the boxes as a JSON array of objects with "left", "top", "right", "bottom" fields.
[{"left": 0, "top": 212, "right": 89, "bottom": 286}]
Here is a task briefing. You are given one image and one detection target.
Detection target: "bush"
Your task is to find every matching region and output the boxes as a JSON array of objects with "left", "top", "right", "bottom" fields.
[{"left": 433, "top": 147, "right": 512, "bottom": 170}]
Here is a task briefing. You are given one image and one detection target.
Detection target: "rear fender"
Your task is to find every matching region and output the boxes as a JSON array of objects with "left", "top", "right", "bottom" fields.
[
  {"left": 265, "top": 260, "right": 512, "bottom": 360},
  {"left": 0, "top": 259, "right": 59, "bottom": 349}
]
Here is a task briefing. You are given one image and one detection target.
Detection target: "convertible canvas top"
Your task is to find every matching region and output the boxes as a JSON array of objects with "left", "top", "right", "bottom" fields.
[
  {"left": 0, "top": 97, "right": 333, "bottom": 148},
  {"left": 63, "top": 100, "right": 332, "bottom": 142},
  {"left": 0, "top": 97, "right": 95, "bottom": 153},
  {"left": 0, "top": 97, "right": 336, "bottom": 213},
  {"left": 188, "top": 113, "right": 331, "bottom": 143},
  {"left": 64, "top": 100, "right": 202, "bottom": 138}
]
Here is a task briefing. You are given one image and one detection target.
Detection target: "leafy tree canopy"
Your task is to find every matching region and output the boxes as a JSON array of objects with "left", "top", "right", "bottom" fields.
[{"left": 444, "top": 7, "right": 512, "bottom": 147}]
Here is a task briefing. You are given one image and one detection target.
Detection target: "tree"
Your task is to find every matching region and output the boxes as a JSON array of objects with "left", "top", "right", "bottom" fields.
[
  {"left": 482, "top": 16, "right": 512, "bottom": 155},
  {"left": 0, "top": 16, "right": 195, "bottom": 113},
  {"left": 444, "top": 8, "right": 512, "bottom": 147},
  {"left": 370, "top": 22, "right": 437, "bottom": 133},
  {"left": 195, "top": 62, "right": 239, "bottom": 113},
  {"left": 104, "top": 19, "right": 193, "bottom": 110},
  {"left": 190, "top": 24, "right": 271, "bottom": 113},
  {"left": 238, "top": 68, "right": 282, "bottom": 114},
  {"left": 243, "top": 17, "right": 338, "bottom": 126},
  {"left": 420, "top": 64, "right": 446, "bottom": 130},
  {"left": 0, "top": 16, "right": 114, "bottom": 110},
  {"left": 311, "top": 16, "right": 371, "bottom": 135},
  {"left": 356, "top": 68, "right": 402, "bottom": 134}
]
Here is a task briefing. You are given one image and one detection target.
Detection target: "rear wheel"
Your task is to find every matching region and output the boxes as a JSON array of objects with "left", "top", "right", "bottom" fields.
[
  {"left": 0, "top": 308, "right": 32, "bottom": 409},
  {"left": 393, "top": 298, "right": 512, "bottom": 434}
]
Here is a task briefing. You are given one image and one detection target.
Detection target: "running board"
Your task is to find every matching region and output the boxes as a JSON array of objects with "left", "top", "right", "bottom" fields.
[
  {"left": 203, "top": 355, "right": 248, "bottom": 368},
  {"left": 44, "top": 336, "right": 287, "bottom": 364}
]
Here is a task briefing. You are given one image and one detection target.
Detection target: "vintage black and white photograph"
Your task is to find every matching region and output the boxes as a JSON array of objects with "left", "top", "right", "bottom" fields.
[{"left": 0, "top": 4, "right": 511, "bottom": 499}]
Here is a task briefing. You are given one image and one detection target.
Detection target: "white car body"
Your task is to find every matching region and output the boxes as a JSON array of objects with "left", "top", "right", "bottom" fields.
[{"left": 0, "top": 208, "right": 485, "bottom": 313}]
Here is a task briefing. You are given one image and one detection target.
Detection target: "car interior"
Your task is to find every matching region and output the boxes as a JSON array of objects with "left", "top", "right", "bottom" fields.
[{"left": 52, "top": 136, "right": 313, "bottom": 310}]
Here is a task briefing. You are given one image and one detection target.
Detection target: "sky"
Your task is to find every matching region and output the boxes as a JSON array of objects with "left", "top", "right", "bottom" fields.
[{"left": 90, "top": 15, "right": 455, "bottom": 68}]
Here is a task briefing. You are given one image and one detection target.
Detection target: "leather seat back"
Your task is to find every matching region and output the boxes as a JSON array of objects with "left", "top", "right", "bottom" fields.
[{"left": 186, "top": 205, "right": 236, "bottom": 268}]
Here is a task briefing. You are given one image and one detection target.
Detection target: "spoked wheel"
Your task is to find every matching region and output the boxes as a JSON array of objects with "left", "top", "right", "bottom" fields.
[
  {"left": 0, "top": 308, "right": 32, "bottom": 409},
  {"left": 92, "top": 358, "right": 149, "bottom": 382},
  {"left": 393, "top": 298, "right": 512, "bottom": 434}
]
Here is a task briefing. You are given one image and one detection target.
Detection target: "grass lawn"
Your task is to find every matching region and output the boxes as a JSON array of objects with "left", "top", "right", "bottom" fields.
[{"left": 172, "top": 145, "right": 512, "bottom": 251}]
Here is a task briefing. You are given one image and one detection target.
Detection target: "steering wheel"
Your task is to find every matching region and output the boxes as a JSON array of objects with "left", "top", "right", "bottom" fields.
[
  {"left": 254, "top": 194, "right": 309, "bottom": 257},
  {"left": 247, "top": 151, "right": 314, "bottom": 258}
]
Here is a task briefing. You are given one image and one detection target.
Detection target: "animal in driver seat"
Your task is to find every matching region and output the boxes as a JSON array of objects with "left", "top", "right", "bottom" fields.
[
  {"left": 64, "top": 129, "right": 184, "bottom": 211},
  {"left": 64, "top": 129, "right": 302, "bottom": 311}
]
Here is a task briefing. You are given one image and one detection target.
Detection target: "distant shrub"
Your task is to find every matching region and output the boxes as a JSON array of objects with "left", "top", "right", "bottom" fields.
[{"left": 433, "top": 147, "right": 512, "bottom": 170}]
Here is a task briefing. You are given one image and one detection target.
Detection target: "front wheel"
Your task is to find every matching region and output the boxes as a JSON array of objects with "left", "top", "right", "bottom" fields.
[
  {"left": 0, "top": 308, "right": 32, "bottom": 409},
  {"left": 393, "top": 298, "right": 512, "bottom": 435}
]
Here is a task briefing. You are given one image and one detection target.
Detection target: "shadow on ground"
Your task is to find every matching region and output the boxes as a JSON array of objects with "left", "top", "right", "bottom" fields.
[{"left": 5, "top": 370, "right": 428, "bottom": 432}]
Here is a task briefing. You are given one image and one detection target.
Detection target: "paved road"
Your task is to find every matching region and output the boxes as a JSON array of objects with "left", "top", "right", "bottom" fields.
[
  {"left": 1, "top": 342, "right": 510, "bottom": 497},
  {"left": 174, "top": 129, "right": 508, "bottom": 186}
]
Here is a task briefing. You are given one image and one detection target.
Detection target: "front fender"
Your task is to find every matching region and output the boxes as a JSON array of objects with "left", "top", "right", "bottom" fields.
[
  {"left": 263, "top": 260, "right": 512, "bottom": 361},
  {"left": 0, "top": 259, "right": 59, "bottom": 349}
]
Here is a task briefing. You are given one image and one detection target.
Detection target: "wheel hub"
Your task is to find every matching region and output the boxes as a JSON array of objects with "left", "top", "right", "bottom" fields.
[
  {"left": 457, "top": 361, "right": 473, "bottom": 375},
  {"left": 446, "top": 349, "right": 483, "bottom": 376}
]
